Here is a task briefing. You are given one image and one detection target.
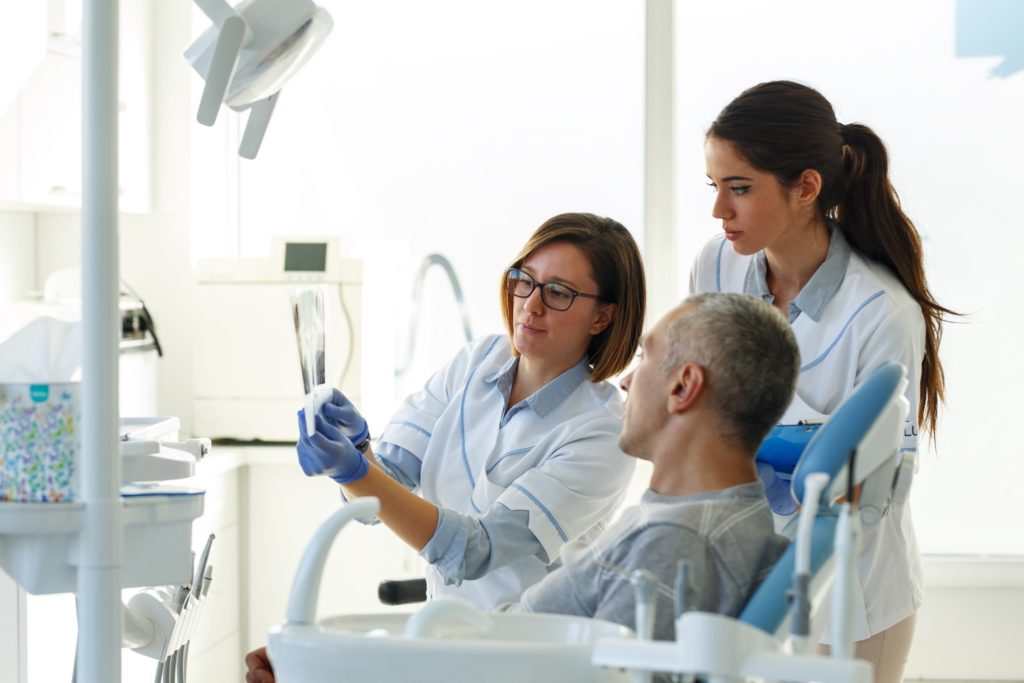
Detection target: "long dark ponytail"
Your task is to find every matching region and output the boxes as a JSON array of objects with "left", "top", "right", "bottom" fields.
[{"left": 708, "top": 80, "right": 955, "bottom": 434}]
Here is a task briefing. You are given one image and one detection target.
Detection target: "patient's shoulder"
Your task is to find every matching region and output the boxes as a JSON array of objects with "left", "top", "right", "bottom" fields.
[{"left": 596, "top": 514, "right": 713, "bottom": 579}]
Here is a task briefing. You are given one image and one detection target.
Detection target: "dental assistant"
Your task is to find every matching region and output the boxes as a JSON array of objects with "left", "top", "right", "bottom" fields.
[
  {"left": 297, "top": 213, "right": 646, "bottom": 609},
  {"left": 691, "top": 81, "right": 954, "bottom": 683}
]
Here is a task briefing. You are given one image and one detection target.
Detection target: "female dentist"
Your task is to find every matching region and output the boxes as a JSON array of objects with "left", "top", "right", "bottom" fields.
[
  {"left": 691, "top": 81, "right": 954, "bottom": 682},
  {"left": 298, "top": 212, "right": 646, "bottom": 610}
]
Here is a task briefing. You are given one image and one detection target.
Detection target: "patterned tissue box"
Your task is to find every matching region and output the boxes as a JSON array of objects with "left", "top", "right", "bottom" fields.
[{"left": 0, "top": 383, "right": 79, "bottom": 502}]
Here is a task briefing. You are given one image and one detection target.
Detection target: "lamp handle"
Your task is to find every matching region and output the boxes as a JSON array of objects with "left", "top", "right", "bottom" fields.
[{"left": 197, "top": 14, "right": 246, "bottom": 126}]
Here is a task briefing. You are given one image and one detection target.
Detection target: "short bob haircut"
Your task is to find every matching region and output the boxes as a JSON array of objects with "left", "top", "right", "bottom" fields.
[{"left": 500, "top": 213, "right": 646, "bottom": 383}]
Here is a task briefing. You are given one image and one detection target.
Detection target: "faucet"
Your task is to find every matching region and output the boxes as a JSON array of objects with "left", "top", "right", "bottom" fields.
[{"left": 395, "top": 254, "right": 474, "bottom": 379}]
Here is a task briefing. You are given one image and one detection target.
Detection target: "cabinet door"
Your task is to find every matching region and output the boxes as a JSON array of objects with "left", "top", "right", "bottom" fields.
[
  {"left": 18, "top": 52, "right": 82, "bottom": 208},
  {"left": 9, "top": 0, "right": 150, "bottom": 213},
  {"left": 0, "top": 570, "right": 24, "bottom": 683},
  {"left": 0, "top": 102, "right": 18, "bottom": 202},
  {"left": 117, "top": 0, "right": 151, "bottom": 213}
]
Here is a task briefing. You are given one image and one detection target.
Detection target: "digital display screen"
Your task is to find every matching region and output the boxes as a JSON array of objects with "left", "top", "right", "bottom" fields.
[{"left": 284, "top": 242, "right": 328, "bottom": 272}]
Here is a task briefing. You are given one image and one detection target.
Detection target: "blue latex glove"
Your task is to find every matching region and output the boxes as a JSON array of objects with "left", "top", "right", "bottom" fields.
[
  {"left": 296, "top": 408, "right": 369, "bottom": 484},
  {"left": 322, "top": 388, "right": 370, "bottom": 447},
  {"left": 756, "top": 461, "right": 798, "bottom": 516}
]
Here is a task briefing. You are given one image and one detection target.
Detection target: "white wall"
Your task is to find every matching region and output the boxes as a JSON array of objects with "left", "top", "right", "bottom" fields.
[
  {"left": 909, "top": 556, "right": 1024, "bottom": 679},
  {"left": 0, "top": 212, "right": 36, "bottom": 303}
]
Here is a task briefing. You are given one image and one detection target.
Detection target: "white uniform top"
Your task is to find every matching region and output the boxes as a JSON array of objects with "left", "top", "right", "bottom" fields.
[
  {"left": 690, "top": 230, "right": 925, "bottom": 639},
  {"left": 380, "top": 334, "right": 636, "bottom": 610}
]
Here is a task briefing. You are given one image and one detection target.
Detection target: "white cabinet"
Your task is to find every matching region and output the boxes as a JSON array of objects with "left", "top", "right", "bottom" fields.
[
  {"left": 0, "top": 102, "right": 18, "bottom": 201},
  {"left": 115, "top": 0, "right": 152, "bottom": 213},
  {"left": 184, "top": 458, "right": 243, "bottom": 683},
  {"left": 0, "top": 569, "right": 25, "bottom": 683},
  {"left": 0, "top": 0, "right": 151, "bottom": 213},
  {"left": 18, "top": 52, "right": 82, "bottom": 207}
]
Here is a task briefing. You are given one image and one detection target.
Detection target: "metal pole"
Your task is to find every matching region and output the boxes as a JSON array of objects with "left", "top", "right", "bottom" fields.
[
  {"left": 644, "top": 0, "right": 676, "bottom": 324},
  {"left": 78, "top": 0, "right": 123, "bottom": 681}
]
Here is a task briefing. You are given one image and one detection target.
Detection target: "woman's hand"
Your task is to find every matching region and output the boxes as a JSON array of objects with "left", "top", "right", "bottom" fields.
[
  {"left": 296, "top": 410, "right": 370, "bottom": 484},
  {"left": 324, "top": 388, "right": 370, "bottom": 446}
]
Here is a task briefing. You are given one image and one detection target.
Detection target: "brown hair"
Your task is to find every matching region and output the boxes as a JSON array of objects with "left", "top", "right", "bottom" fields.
[
  {"left": 707, "top": 80, "right": 955, "bottom": 434},
  {"left": 500, "top": 213, "right": 646, "bottom": 382}
]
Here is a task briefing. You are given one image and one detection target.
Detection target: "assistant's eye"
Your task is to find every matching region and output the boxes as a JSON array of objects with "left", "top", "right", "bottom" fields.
[
  {"left": 706, "top": 181, "right": 718, "bottom": 192},
  {"left": 730, "top": 185, "right": 751, "bottom": 196}
]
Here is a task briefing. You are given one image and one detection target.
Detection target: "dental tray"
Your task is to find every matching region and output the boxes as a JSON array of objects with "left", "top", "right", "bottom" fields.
[{"left": 120, "top": 416, "right": 210, "bottom": 483}]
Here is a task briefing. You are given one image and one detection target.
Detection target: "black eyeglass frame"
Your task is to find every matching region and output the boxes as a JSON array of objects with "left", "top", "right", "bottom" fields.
[{"left": 504, "top": 267, "right": 603, "bottom": 312}]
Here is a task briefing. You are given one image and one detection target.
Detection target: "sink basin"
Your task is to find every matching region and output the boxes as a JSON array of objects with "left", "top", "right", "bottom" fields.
[
  {"left": 268, "top": 610, "right": 633, "bottom": 683},
  {"left": 265, "top": 498, "right": 634, "bottom": 682}
]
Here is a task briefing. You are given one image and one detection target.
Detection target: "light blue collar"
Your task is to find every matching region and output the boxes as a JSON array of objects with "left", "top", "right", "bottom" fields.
[
  {"left": 484, "top": 353, "right": 590, "bottom": 419},
  {"left": 743, "top": 226, "right": 851, "bottom": 323}
]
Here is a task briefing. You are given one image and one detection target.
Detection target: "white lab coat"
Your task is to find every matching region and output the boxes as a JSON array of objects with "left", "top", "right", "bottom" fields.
[{"left": 380, "top": 335, "right": 636, "bottom": 610}]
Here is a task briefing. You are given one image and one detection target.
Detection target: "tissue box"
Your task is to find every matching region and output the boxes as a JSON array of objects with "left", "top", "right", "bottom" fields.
[{"left": 0, "top": 383, "right": 79, "bottom": 502}]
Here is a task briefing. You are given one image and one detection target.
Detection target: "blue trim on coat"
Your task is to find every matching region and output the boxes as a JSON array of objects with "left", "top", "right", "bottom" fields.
[
  {"left": 486, "top": 446, "right": 535, "bottom": 474},
  {"left": 800, "top": 290, "right": 885, "bottom": 372},
  {"left": 459, "top": 336, "right": 503, "bottom": 491},
  {"left": 511, "top": 483, "right": 568, "bottom": 543},
  {"left": 386, "top": 419, "right": 432, "bottom": 439}
]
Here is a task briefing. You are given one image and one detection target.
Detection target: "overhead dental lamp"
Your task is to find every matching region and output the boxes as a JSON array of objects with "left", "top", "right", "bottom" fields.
[{"left": 185, "top": 0, "right": 333, "bottom": 158}]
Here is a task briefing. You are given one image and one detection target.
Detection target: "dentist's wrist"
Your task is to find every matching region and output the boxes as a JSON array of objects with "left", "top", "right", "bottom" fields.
[
  {"left": 353, "top": 433, "right": 372, "bottom": 454},
  {"left": 330, "top": 452, "right": 370, "bottom": 485}
]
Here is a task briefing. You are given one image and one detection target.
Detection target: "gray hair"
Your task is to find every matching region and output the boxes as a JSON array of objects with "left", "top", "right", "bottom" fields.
[{"left": 662, "top": 293, "right": 800, "bottom": 451}]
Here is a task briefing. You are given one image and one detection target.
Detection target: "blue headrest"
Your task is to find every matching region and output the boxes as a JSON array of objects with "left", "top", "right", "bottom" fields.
[
  {"left": 738, "top": 362, "right": 907, "bottom": 635},
  {"left": 791, "top": 362, "right": 906, "bottom": 506}
]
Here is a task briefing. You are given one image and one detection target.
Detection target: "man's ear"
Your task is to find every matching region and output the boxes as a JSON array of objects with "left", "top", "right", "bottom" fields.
[
  {"left": 667, "top": 363, "right": 704, "bottom": 414},
  {"left": 590, "top": 302, "right": 618, "bottom": 336}
]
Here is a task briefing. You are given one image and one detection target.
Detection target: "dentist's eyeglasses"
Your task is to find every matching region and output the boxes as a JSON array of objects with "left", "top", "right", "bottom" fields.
[{"left": 504, "top": 268, "right": 602, "bottom": 312}]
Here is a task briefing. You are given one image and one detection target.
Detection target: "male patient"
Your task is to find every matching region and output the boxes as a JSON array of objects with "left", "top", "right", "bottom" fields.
[{"left": 246, "top": 292, "right": 799, "bottom": 682}]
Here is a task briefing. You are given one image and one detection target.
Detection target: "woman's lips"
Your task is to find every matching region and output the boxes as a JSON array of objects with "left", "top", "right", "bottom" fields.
[
  {"left": 724, "top": 229, "right": 742, "bottom": 241},
  {"left": 518, "top": 322, "right": 545, "bottom": 334}
]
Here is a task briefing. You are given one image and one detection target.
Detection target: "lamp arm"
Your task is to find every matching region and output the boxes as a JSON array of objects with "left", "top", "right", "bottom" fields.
[
  {"left": 239, "top": 93, "right": 279, "bottom": 159},
  {"left": 194, "top": 0, "right": 237, "bottom": 25},
  {"left": 197, "top": 14, "right": 247, "bottom": 126}
]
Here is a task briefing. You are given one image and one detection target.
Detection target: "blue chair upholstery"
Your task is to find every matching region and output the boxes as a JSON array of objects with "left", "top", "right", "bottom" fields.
[
  {"left": 738, "top": 362, "right": 907, "bottom": 635},
  {"left": 740, "top": 515, "right": 837, "bottom": 634}
]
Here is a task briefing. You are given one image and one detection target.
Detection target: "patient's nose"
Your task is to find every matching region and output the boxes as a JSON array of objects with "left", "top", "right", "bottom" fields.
[{"left": 619, "top": 371, "right": 634, "bottom": 393}]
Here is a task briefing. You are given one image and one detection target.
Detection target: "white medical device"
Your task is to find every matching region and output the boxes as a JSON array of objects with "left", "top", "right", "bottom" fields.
[
  {"left": 185, "top": 0, "right": 333, "bottom": 158},
  {"left": 193, "top": 237, "right": 362, "bottom": 441}
]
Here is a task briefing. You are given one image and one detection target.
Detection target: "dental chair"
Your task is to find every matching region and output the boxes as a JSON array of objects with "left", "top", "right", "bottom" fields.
[
  {"left": 263, "top": 362, "right": 910, "bottom": 683},
  {"left": 593, "top": 361, "right": 911, "bottom": 681}
]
